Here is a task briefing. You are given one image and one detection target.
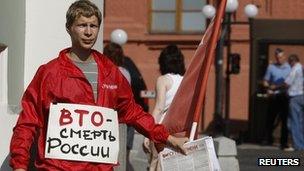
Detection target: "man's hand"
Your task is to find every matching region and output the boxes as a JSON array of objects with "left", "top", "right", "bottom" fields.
[
  {"left": 14, "top": 169, "right": 26, "bottom": 171},
  {"left": 262, "top": 80, "right": 270, "bottom": 88},
  {"left": 166, "top": 135, "right": 189, "bottom": 155},
  {"left": 269, "top": 84, "right": 277, "bottom": 90}
]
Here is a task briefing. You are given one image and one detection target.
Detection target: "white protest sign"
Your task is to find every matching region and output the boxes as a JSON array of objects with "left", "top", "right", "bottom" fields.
[{"left": 45, "top": 103, "right": 119, "bottom": 164}]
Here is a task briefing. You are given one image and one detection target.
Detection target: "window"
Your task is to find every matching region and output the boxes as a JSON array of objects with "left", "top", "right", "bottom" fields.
[{"left": 150, "top": 0, "right": 207, "bottom": 34}]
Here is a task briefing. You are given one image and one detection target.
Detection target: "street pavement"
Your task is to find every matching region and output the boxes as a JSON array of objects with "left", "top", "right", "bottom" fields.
[
  {"left": 237, "top": 144, "right": 304, "bottom": 171},
  {"left": 129, "top": 132, "right": 149, "bottom": 171},
  {"left": 129, "top": 132, "right": 304, "bottom": 171}
]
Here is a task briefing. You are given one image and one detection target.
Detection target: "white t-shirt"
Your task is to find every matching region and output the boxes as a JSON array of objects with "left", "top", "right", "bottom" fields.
[
  {"left": 164, "top": 74, "right": 183, "bottom": 110},
  {"left": 285, "top": 63, "right": 303, "bottom": 97},
  {"left": 158, "top": 73, "right": 183, "bottom": 123}
]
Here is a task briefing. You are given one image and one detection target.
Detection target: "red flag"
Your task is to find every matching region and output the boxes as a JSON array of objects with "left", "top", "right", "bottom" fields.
[{"left": 161, "top": 0, "right": 227, "bottom": 139}]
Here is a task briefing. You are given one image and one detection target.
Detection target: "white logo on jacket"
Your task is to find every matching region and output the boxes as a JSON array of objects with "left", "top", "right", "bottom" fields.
[{"left": 101, "top": 84, "right": 118, "bottom": 90}]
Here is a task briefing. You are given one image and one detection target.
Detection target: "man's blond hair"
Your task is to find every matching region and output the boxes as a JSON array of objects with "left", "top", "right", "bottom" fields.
[{"left": 66, "top": 0, "right": 102, "bottom": 29}]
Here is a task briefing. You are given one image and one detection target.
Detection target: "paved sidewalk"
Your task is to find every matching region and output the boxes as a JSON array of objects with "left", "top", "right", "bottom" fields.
[
  {"left": 129, "top": 133, "right": 304, "bottom": 171},
  {"left": 129, "top": 132, "right": 149, "bottom": 171},
  {"left": 237, "top": 144, "right": 304, "bottom": 171}
]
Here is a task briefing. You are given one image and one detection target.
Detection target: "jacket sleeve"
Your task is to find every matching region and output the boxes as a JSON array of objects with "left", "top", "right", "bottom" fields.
[
  {"left": 116, "top": 70, "right": 169, "bottom": 144},
  {"left": 10, "top": 66, "right": 45, "bottom": 169}
]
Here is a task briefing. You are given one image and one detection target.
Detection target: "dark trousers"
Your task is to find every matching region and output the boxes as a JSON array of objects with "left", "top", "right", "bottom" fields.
[{"left": 265, "top": 93, "right": 289, "bottom": 147}]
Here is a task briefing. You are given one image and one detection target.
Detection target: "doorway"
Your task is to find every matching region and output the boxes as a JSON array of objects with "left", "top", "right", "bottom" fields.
[{"left": 248, "top": 19, "right": 304, "bottom": 143}]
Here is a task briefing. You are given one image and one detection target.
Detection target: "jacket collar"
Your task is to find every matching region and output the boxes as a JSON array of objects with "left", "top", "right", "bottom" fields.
[{"left": 58, "top": 48, "right": 112, "bottom": 79}]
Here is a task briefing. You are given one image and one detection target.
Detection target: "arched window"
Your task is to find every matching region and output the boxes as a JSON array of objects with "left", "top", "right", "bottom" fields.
[{"left": 149, "top": 0, "right": 207, "bottom": 33}]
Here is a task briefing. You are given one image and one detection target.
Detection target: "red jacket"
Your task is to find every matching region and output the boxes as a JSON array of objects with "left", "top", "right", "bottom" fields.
[{"left": 10, "top": 48, "right": 169, "bottom": 171}]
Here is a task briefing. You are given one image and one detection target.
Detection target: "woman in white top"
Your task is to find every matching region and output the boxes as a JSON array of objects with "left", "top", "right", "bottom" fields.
[{"left": 144, "top": 44, "right": 186, "bottom": 171}]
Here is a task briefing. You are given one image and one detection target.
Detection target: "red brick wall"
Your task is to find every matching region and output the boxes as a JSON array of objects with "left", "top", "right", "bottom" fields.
[{"left": 103, "top": 0, "right": 304, "bottom": 131}]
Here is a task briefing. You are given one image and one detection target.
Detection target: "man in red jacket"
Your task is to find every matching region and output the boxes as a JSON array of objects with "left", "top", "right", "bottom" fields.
[{"left": 10, "top": 1, "right": 188, "bottom": 171}]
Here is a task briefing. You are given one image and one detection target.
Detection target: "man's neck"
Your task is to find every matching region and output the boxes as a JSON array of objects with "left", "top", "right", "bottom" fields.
[
  {"left": 68, "top": 48, "right": 93, "bottom": 63},
  {"left": 275, "top": 62, "right": 286, "bottom": 66}
]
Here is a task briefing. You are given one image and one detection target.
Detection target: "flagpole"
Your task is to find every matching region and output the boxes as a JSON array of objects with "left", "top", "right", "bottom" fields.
[{"left": 189, "top": 0, "right": 227, "bottom": 141}]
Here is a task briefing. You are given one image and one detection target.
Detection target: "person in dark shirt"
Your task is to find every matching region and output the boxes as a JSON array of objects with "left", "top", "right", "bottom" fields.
[{"left": 123, "top": 56, "right": 150, "bottom": 170}]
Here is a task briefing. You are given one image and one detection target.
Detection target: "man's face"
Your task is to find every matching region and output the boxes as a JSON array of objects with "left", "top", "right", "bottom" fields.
[
  {"left": 275, "top": 52, "right": 286, "bottom": 64},
  {"left": 288, "top": 59, "right": 296, "bottom": 67},
  {"left": 68, "top": 15, "right": 99, "bottom": 50}
]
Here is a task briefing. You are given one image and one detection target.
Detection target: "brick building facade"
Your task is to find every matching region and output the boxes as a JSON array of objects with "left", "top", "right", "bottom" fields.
[{"left": 103, "top": 0, "right": 304, "bottom": 135}]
